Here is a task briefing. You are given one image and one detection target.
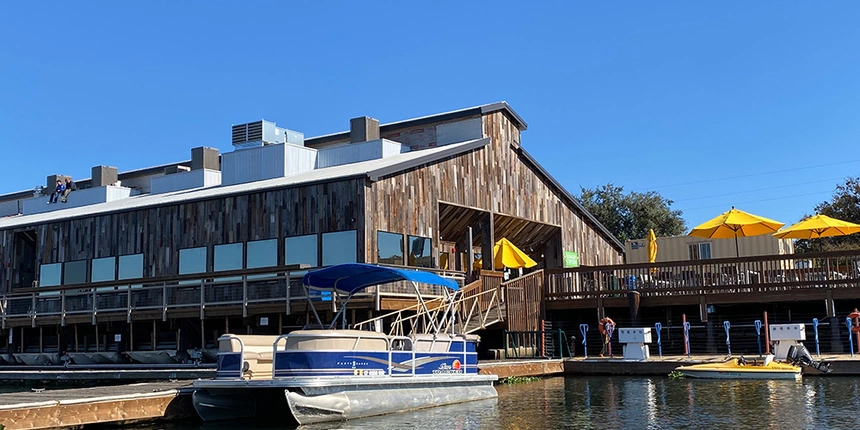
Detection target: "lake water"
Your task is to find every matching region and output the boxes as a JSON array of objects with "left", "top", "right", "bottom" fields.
[{"left": 133, "top": 376, "right": 860, "bottom": 430}]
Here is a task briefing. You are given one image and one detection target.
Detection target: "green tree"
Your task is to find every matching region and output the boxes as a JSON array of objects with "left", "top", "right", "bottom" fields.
[
  {"left": 578, "top": 184, "right": 686, "bottom": 244},
  {"left": 795, "top": 176, "right": 860, "bottom": 253}
]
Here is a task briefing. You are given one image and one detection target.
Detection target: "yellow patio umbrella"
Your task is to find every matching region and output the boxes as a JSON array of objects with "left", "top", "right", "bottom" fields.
[
  {"left": 688, "top": 206, "right": 784, "bottom": 257},
  {"left": 474, "top": 238, "right": 538, "bottom": 270},
  {"left": 773, "top": 214, "right": 860, "bottom": 239},
  {"left": 647, "top": 229, "right": 658, "bottom": 273}
]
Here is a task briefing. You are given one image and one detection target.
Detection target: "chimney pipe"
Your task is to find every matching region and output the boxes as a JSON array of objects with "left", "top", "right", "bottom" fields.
[
  {"left": 192, "top": 146, "right": 220, "bottom": 171},
  {"left": 349, "top": 116, "right": 380, "bottom": 143},
  {"left": 91, "top": 166, "right": 118, "bottom": 187}
]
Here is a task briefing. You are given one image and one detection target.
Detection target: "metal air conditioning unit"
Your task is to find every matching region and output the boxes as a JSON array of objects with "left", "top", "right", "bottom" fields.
[{"left": 231, "top": 120, "right": 304, "bottom": 150}]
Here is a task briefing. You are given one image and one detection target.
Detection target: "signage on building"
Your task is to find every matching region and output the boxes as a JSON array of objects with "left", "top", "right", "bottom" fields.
[{"left": 563, "top": 251, "right": 579, "bottom": 268}]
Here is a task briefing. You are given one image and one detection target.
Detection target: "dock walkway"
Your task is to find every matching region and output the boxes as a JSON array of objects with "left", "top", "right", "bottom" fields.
[{"left": 0, "top": 381, "right": 192, "bottom": 429}]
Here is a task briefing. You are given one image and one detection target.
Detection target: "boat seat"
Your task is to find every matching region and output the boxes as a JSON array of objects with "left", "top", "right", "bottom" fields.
[{"left": 218, "top": 334, "right": 285, "bottom": 380}]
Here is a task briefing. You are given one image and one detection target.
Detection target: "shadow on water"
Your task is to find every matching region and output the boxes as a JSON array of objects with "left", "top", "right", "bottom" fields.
[{"left": 121, "top": 376, "right": 860, "bottom": 430}]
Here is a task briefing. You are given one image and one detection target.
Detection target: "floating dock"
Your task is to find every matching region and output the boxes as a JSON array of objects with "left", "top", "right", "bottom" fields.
[{"left": 0, "top": 381, "right": 192, "bottom": 429}]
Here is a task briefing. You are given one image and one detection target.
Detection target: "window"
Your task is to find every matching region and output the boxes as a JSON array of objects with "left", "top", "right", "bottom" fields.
[
  {"left": 408, "top": 235, "right": 432, "bottom": 267},
  {"left": 91, "top": 257, "right": 116, "bottom": 282},
  {"left": 214, "top": 243, "right": 243, "bottom": 272},
  {"left": 63, "top": 260, "right": 88, "bottom": 285},
  {"left": 286, "top": 234, "right": 318, "bottom": 267},
  {"left": 118, "top": 254, "right": 143, "bottom": 280},
  {"left": 179, "top": 247, "right": 208, "bottom": 274},
  {"left": 39, "top": 263, "right": 62, "bottom": 287},
  {"left": 377, "top": 231, "right": 404, "bottom": 265},
  {"left": 322, "top": 230, "right": 357, "bottom": 266},
  {"left": 689, "top": 243, "right": 712, "bottom": 260},
  {"left": 247, "top": 239, "right": 278, "bottom": 269}
]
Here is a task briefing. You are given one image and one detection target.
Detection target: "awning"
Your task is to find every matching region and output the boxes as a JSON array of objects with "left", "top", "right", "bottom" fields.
[{"left": 302, "top": 263, "right": 459, "bottom": 295}]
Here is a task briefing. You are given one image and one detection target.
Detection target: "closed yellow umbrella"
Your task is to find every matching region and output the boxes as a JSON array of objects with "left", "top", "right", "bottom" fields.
[
  {"left": 773, "top": 214, "right": 860, "bottom": 239},
  {"left": 689, "top": 206, "right": 784, "bottom": 257},
  {"left": 647, "top": 229, "right": 658, "bottom": 273}
]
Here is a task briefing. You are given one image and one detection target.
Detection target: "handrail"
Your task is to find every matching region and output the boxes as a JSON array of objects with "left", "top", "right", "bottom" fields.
[
  {"left": 387, "top": 335, "right": 416, "bottom": 376},
  {"left": 216, "top": 334, "right": 245, "bottom": 380}
]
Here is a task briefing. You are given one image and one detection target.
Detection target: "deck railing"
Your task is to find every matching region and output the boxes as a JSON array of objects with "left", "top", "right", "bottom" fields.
[
  {"left": 545, "top": 249, "right": 860, "bottom": 302},
  {"left": 0, "top": 265, "right": 466, "bottom": 327}
]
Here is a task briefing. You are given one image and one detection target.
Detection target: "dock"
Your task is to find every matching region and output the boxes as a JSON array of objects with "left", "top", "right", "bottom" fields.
[
  {"left": 0, "top": 365, "right": 214, "bottom": 383},
  {"left": 0, "top": 381, "right": 192, "bottom": 429}
]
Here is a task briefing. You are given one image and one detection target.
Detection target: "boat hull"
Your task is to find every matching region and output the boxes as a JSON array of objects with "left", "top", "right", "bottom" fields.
[
  {"left": 192, "top": 375, "right": 498, "bottom": 423},
  {"left": 192, "top": 389, "right": 258, "bottom": 422},
  {"left": 675, "top": 361, "right": 801, "bottom": 380},
  {"left": 287, "top": 379, "right": 497, "bottom": 424}
]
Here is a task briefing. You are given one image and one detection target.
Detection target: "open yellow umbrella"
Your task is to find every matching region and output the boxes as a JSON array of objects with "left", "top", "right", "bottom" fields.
[
  {"left": 647, "top": 229, "right": 658, "bottom": 273},
  {"left": 474, "top": 238, "right": 538, "bottom": 270},
  {"left": 689, "top": 206, "right": 784, "bottom": 257},
  {"left": 773, "top": 214, "right": 860, "bottom": 239}
]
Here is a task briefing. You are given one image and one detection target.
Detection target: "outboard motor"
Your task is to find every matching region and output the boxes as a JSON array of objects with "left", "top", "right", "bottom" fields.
[{"left": 786, "top": 344, "right": 832, "bottom": 373}]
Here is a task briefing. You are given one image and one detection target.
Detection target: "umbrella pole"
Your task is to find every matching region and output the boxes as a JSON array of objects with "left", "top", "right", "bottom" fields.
[{"left": 734, "top": 232, "right": 740, "bottom": 258}]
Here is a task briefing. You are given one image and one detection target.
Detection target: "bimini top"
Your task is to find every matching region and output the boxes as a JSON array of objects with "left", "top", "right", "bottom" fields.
[{"left": 302, "top": 263, "right": 460, "bottom": 295}]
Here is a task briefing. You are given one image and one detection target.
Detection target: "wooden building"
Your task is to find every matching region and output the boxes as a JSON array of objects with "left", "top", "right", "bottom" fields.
[
  {"left": 0, "top": 102, "right": 622, "bottom": 362},
  {"left": 626, "top": 234, "right": 795, "bottom": 263}
]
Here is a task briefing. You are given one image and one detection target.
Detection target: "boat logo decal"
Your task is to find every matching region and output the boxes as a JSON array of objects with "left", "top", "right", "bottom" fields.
[
  {"left": 345, "top": 355, "right": 459, "bottom": 372},
  {"left": 433, "top": 359, "right": 464, "bottom": 374}
]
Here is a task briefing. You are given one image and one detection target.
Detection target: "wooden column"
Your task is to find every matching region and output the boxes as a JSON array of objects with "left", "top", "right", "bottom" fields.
[{"left": 480, "top": 213, "right": 494, "bottom": 271}]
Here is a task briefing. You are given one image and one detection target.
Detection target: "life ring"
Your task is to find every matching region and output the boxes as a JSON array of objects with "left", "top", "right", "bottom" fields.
[
  {"left": 598, "top": 317, "right": 615, "bottom": 334},
  {"left": 849, "top": 310, "right": 860, "bottom": 320}
]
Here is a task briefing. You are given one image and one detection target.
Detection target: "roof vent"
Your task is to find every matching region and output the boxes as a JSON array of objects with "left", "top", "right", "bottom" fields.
[{"left": 231, "top": 120, "right": 304, "bottom": 150}]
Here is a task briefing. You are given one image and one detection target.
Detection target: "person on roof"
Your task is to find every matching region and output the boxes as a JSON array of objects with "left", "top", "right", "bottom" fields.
[
  {"left": 60, "top": 177, "right": 77, "bottom": 203},
  {"left": 47, "top": 179, "right": 65, "bottom": 204}
]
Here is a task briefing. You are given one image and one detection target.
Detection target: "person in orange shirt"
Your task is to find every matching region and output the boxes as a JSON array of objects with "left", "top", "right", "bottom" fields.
[{"left": 598, "top": 317, "right": 615, "bottom": 357}]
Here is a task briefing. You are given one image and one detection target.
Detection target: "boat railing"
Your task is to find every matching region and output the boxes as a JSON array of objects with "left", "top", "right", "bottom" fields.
[
  {"left": 216, "top": 334, "right": 245, "bottom": 380},
  {"left": 387, "top": 335, "right": 416, "bottom": 376}
]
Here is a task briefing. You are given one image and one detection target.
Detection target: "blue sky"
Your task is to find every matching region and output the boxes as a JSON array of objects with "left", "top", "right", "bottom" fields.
[{"left": 2, "top": 2, "right": 859, "bottom": 233}]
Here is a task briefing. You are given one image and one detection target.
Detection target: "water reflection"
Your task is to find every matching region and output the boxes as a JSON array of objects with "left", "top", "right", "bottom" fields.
[{"left": 130, "top": 376, "right": 860, "bottom": 430}]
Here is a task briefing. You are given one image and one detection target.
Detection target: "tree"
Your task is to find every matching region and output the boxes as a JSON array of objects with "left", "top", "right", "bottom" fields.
[
  {"left": 578, "top": 184, "right": 686, "bottom": 244},
  {"left": 795, "top": 176, "right": 860, "bottom": 253}
]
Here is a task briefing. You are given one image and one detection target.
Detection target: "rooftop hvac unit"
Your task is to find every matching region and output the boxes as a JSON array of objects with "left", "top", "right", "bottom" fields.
[{"left": 231, "top": 120, "right": 304, "bottom": 149}]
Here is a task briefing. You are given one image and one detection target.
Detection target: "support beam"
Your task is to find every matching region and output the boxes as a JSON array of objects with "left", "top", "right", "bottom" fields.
[{"left": 480, "top": 214, "right": 494, "bottom": 271}]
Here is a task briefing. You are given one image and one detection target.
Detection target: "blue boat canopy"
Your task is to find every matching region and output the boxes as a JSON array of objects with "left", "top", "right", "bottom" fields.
[{"left": 302, "top": 263, "right": 460, "bottom": 295}]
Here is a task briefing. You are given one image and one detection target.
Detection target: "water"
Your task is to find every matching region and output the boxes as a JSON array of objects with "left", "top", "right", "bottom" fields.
[{"left": 133, "top": 376, "right": 860, "bottom": 430}]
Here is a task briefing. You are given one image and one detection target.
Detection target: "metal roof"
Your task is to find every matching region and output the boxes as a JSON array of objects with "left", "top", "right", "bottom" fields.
[
  {"left": 307, "top": 101, "right": 527, "bottom": 147},
  {"left": 0, "top": 138, "right": 489, "bottom": 230}
]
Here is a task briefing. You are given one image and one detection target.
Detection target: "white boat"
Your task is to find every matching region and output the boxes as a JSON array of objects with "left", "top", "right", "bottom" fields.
[{"left": 192, "top": 263, "right": 497, "bottom": 425}]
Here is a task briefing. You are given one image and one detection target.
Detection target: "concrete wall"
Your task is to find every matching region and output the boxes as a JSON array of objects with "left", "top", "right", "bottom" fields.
[
  {"left": 150, "top": 169, "right": 222, "bottom": 195},
  {"left": 21, "top": 186, "right": 134, "bottom": 215}
]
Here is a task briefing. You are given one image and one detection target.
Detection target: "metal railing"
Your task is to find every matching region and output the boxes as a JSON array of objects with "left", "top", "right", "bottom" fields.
[{"left": 0, "top": 264, "right": 463, "bottom": 327}]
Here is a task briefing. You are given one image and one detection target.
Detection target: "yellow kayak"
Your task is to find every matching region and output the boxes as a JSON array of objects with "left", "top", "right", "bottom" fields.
[{"left": 675, "top": 357, "right": 801, "bottom": 380}]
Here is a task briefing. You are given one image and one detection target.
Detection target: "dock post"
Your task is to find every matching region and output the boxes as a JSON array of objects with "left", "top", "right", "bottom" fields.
[
  {"left": 763, "top": 311, "right": 770, "bottom": 355},
  {"left": 754, "top": 320, "right": 762, "bottom": 357},
  {"left": 682, "top": 314, "right": 689, "bottom": 356}
]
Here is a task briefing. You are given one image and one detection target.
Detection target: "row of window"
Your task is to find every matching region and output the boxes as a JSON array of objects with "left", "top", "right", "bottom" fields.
[
  {"left": 39, "top": 231, "right": 359, "bottom": 287},
  {"left": 37, "top": 230, "right": 435, "bottom": 287}
]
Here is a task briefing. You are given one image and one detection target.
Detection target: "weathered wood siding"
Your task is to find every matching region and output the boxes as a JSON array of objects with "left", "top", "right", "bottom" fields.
[
  {"left": 0, "top": 180, "right": 365, "bottom": 292},
  {"left": 365, "top": 111, "right": 622, "bottom": 267}
]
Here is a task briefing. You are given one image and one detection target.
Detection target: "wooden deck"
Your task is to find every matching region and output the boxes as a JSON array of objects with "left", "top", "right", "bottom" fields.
[
  {"left": 0, "top": 381, "right": 192, "bottom": 429},
  {"left": 545, "top": 249, "right": 860, "bottom": 317}
]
